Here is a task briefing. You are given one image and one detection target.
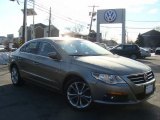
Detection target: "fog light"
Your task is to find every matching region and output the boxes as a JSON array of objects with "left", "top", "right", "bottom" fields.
[{"left": 103, "top": 93, "right": 128, "bottom": 102}]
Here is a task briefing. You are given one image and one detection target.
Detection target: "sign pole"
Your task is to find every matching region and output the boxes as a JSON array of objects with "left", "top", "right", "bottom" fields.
[
  {"left": 122, "top": 9, "right": 126, "bottom": 44},
  {"left": 96, "top": 12, "right": 100, "bottom": 42}
]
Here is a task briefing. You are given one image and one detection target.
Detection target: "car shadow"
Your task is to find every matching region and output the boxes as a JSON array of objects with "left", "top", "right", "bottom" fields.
[
  {"left": 0, "top": 83, "right": 160, "bottom": 120},
  {"left": 137, "top": 59, "right": 160, "bottom": 74}
]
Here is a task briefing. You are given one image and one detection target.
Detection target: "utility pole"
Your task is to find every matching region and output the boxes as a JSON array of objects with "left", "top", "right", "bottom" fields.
[
  {"left": 48, "top": 7, "right": 51, "bottom": 37},
  {"left": 10, "top": 0, "right": 27, "bottom": 43},
  {"left": 88, "top": 5, "right": 98, "bottom": 34},
  {"left": 32, "top": 0, "right": 35, "bottom": 39},
  {"left": 22, "top": 0, "right": 27, "bottom": 43}
]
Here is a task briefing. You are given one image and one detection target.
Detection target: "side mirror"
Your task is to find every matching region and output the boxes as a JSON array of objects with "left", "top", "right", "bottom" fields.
[{"left": 48, "top": 52, "right": 61, "bottom": 60}]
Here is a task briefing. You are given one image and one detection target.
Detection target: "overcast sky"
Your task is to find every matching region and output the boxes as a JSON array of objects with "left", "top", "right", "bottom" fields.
[{"left": 0, "top": 0, "right": 160, "bottom": 43}]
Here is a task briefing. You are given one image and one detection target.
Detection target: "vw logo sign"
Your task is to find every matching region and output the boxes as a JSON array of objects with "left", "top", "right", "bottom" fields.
[{"left": 104, "top": 9, "right": 117, "bottom": 23}]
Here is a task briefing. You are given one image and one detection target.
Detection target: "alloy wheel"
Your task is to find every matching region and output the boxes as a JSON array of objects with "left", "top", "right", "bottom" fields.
[
  {"left": 11, "top": 67, "right": 19, "bottom": 85},
  {"left": 67, "top": 81, "right": 92, "bottom": 109}
]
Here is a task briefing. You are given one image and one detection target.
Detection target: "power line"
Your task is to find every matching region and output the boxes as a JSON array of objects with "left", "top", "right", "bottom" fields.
[
  {"left": 101, "top": 26, "right": 155, "bottom": 29},
  {"left": 28, "top": 0, "right": 89, "bottom": 27},
  {"left": 27, "top": 2, "right": 89, "bottom": 29},
  {"left": 127, "top": 20, "right": 160, "bottom": 23}
]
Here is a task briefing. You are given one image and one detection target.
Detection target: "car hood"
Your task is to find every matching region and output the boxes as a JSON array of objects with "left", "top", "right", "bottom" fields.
[{"left": 73, "top": 55, "right": 151, "bottom": 75}]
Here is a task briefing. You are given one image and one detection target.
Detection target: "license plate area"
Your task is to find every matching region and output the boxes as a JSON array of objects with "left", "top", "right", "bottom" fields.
[{"left": 145, "top": 84, "right": 153, "bottom": 94}]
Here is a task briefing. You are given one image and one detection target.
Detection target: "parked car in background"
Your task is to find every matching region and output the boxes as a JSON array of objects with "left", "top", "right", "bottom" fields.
[
  {"left": 11, "top": 48, "right": 17, "bottom": 52},
  {"left": 110, "top": 44, "right": 141, "bottom": 59},
  {"left": 9, "top": 37, "right": 156, "bottom": 110},
  {"left": 140, "top": 47, "right": 151, "bottom": 59},
  {"left": 0, "top": 45, "right": 7, "bottom": 52},
  {"left": 143, "top": 47, "right": 154, "bottom": 53},
  {"left": 107, "top": 46, "right": 115, "bottom": 50},
  {"left": 94, "top": 42, "right": 110, "bottom": 50},
  {"left": 155, "top": 47, "right": 160, "bottom": 55}
]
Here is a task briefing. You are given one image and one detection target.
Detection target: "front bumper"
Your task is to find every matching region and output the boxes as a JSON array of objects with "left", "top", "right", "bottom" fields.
[{"left": 90, "top": 78, "right": 156, "bottom": 104}]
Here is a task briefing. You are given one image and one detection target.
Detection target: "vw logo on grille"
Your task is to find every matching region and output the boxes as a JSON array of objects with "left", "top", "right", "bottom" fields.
[
  {"left": 144, "top": 73, "right": 148, "bottom": 81},
  {"left": 104, "top": 9, "right": 117, "bottom": 23}
]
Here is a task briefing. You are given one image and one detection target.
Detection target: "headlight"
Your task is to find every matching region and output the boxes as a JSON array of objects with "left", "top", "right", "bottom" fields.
[{"left": 92, "top": 73, "right": 126, "bottom": 84}]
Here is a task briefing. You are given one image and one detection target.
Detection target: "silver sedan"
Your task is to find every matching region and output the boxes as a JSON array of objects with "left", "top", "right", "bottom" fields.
[{"left": 9, "top": 37, "right": 156, "bottom": 110}]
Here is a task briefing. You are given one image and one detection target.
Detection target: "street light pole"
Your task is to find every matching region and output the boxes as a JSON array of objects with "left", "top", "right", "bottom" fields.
[
  {"left": 48, "top": 7, "right": 51, "bottom": 37},
  {"left": 88, "top": 5, "right": 98, "bottom": 34}
]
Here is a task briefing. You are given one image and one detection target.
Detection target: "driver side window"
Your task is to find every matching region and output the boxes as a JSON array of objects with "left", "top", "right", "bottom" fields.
[{"left": 39, "top": 42, "right": 56, "bottom": 56}]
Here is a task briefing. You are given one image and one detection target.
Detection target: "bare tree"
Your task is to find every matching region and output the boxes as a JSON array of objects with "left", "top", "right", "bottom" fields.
[{"left": 66, "top": 24, "right": 84, "bottom": 33}]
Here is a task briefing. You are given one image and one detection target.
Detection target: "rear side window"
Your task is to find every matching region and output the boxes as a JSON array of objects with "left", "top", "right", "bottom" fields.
[
  {"left": 38, "top": 42, "right": 56, "bottom": 56},
  {"left": 20, "top": 42, "right": 39, "bottom": 54},
  {"left": 124, "top": 45, "right": 133, "bottom": 50},
  {"left": 115, "top": 45, "right": 123, "bottom": 50}
]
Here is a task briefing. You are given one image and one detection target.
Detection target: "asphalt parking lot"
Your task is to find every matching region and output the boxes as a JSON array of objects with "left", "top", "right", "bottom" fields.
[{"left": 0, "top": 55, "right": 160, "bottom": 120}]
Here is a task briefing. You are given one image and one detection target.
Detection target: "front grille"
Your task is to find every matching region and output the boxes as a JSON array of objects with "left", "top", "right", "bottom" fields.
[{"left": 127, "top": 71, "right": 154, "bottom": 85}]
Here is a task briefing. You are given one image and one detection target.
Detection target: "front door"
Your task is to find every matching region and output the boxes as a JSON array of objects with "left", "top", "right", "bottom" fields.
[{"left": 33, "top": 41, "right": 61, "bottom": 89}]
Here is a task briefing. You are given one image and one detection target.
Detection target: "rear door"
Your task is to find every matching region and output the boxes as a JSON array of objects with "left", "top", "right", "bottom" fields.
[
  {"left": 18, "top": 41, "right": 40, "bottom": 79},
  {"left": 123, "top": 45, "right": 133, "bottom": 57}
]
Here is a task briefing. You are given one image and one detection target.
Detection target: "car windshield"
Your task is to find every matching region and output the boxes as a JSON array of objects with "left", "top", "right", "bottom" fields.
[{"left": 55, "top": 39, "right": 112, "bottom": 56}]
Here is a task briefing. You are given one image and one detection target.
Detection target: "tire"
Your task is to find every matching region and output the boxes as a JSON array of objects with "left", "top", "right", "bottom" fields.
[
  {"left": 64, "top": 77, "right": 92, "bottom": 110},
  {"left": 11, "top": 65, "right": 23, "bottom": 86},
  {"left": 130, "top": 54, "right": 137, "bottom": 60}
]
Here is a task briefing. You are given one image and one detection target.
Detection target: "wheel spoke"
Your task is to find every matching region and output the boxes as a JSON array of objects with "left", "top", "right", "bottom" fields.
[
  {"left": 81, "top": 95, "right": 91, "bottom": 99},
  {"left": 70, "top": 84, "right": 78, "bottom": 93},
  {"left": 68, "top": 93, "right": 77, "bottom": 96},
  {"left": 76, "top": 97, "right": 79, "bottom": 106},
  {"left": 70, "top": 95, "right": 78, "bottom": 100},
  {"left": 82, "top": 87, "right": 89, "bottom": 94},
  {"left": 79, "top": 97, "right": 83, "bottom": 107},
  {"left": 67, "top": 93, "right": 78, "bottom": 99},
  {"left": 74, "top": 82, "right": 80, "bottom": 93},
  {"left": 81, "top": 83, "right": 86, "bottom": 93}
]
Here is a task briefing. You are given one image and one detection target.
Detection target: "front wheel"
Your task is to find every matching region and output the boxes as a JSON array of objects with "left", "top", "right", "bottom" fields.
[{"left": 64, "top": 78, "right": 92, "bottom": 110}]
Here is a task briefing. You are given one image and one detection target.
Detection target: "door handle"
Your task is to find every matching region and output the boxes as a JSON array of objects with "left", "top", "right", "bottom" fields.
[{"left": 33, "top": 61, "right": 39, "bottom": 65}]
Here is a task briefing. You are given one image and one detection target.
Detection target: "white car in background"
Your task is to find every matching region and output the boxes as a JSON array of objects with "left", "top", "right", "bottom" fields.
[
  {"left": 0, "top": 45, "right": 6, "bottom": 52},
  {"left": 0, "top": 45, "right": 10, "bottom": 64},
  {"left": 140, "top": 47, "right": 151, "bottom": 59}
]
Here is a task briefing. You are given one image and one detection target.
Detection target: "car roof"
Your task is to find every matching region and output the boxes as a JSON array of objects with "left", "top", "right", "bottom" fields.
[
  {"left": 21, "top": 37, "right": 87, "bottom": 47},
  {"left": 34, "top": 37, "right": 86, "bottom": 42},
  {"left": 119, "top": 44, "right": 137, "bottom": 46}
]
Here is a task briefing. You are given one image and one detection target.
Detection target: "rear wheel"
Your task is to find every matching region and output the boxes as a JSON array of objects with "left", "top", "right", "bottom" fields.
[
  {"left": 64, "top": 78, "right": 92, "bottom": 110},
  {"left": 11, "top": 65, "right": 23, "bottom": 86},
  {"left": 130, "top": 54, "right": 137, "bottom": 60}
]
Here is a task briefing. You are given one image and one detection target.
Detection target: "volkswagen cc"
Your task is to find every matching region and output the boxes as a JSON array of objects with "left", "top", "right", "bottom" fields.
[{"left": 9, "top": 37, "right": 156, "bottom": 110}]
